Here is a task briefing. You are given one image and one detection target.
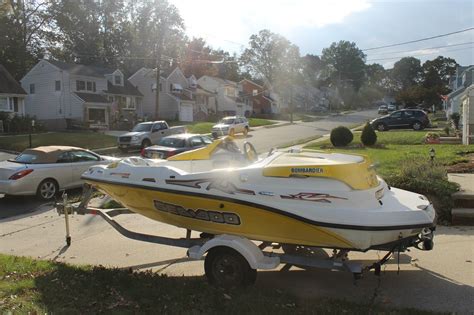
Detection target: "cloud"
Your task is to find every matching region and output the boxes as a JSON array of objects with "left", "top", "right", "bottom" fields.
[{"left": 171, "top": 0, "right": 371, "bottom": 50}]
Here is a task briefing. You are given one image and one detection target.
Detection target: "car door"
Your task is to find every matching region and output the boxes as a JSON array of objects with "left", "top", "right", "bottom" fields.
[
  {"left": 150, "top": 123, "right": 163, "bottom": 144},
  {"left": 387, "top": 111, "right": 403, "bottom": 128},
  {"left": 52, "top": 151, "right": 74, "bottom": 189},
  {"left": 236, "top": 118, "right": 244, "bottom": 133},
  {"left": 401, "top": 110, "right": 414, "bottom": 127},
  {"left": 70, "top": 150, "right": 102, "bottom": 187}
]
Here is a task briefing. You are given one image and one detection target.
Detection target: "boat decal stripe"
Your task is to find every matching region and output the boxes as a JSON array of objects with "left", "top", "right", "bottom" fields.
[{"left": 83, "top": 176, "right": 435, "bottom": 231}]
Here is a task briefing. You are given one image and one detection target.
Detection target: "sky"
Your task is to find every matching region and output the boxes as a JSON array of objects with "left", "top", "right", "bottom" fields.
[{"left": 171, "top": 0, "right": 474, "bottom": 68}]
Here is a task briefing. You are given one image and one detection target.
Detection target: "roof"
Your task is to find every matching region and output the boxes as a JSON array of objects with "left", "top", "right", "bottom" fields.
[
  {"left": 22, "top": 146, "right": 84, "bottom": 163},
  {"left": 448, "top": 87, "right": 466, "bottom": 99},
  {"left": 47, "top": 60, "right": 115, "bottom": 78},
  {"left": 179, "top": 92, "right": 194, "bottom": 101},
  {"left": 105, "top": 81, "right": 143, "bottom": 96},
  {"left": 74, "top": 92, "right": 110, "bottom": 103},
  {"left": 196, "top": 85, "right": 216, "bottom": 94},
  {"left": 0, "top": 65, "right": 27, "bottom": 95}
]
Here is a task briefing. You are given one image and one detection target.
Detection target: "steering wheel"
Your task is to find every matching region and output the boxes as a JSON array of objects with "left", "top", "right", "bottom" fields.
[{"left": 243, "top": 142, "right": 258, "bottom": 162}]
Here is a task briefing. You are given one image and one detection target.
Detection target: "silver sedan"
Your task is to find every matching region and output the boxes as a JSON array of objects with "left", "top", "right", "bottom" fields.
[{"left": 0, "top": 146, "right": 118, "bottom": 200}]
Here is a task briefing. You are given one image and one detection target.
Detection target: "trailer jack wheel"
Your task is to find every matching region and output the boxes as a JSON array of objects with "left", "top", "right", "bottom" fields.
[{"left": 204, "top": 247, "right": 257, "bottom": 289}]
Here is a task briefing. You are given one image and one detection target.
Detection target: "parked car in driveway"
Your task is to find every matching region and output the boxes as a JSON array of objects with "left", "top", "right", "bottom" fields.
[
  {"left": 0, "top": 146, "right": 117, "bottom": 200},
  {"left": 212, "top": 116, "right": 249, "bottom": 138},
  {"left": 117, "top": 121, "right": 185, "bottom": 152},
  {"left": 370, "top": 109, "right": 430, "bottom": 131},
  {"left": 378, "top": 105, "right": 388, "bottom": 114},
  {"left": 141, "top": 134, "right": 214, "bottom": 159}
]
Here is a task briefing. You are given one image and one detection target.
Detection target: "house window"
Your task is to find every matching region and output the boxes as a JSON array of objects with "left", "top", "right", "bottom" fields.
[
  {"left": 55, "top": 80, "right": 61, "bottom": 91},
  {"left": 76, "top": 80, "right": 85, "bottom": 91},
  {"left": 114, "top": 75, "right": 122, "bottom": 85},
  {"left": 86, "top": 81, "right": 92, "bottom": 91},
  {"left": 0, "top": 97, "right": 8, "bottom": 111},
  {"left": 93, "top": 82, "right": 96, "bottom": 92},
  {"left": 30, "top": 83, "right": 35, "bottom": 94},
  {"left": 9, "top": 97, "right": 18, "bottom": 112}
]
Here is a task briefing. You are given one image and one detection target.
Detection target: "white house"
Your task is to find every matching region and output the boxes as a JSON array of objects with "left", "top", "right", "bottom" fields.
[
  {"left": 197, "top": 76, "right": 252, "bottom": 116},
  {"left": 129, "top": 67, "right": 202, "bottom": 122},
  {"left": 445, "top": 65, "right": 474, "bottom": 119},
  {"left": 0, "top": 65, "right": 27, "bottom": 118},
  {"left": 460, "top": 84, "right": 474, "bottom": 145},
  {"left": 21, "top": 59, "right": 142, "bottom": 130}
]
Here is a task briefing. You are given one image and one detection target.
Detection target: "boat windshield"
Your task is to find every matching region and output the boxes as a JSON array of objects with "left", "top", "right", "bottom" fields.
[{"left": 132, "top": 123, "right": 153, "bottom": 132}]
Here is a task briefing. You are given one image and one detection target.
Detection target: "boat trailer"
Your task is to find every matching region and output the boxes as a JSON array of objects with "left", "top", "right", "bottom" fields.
[{"left": 56, "top": 185, "right": 404, "bottom": 287}]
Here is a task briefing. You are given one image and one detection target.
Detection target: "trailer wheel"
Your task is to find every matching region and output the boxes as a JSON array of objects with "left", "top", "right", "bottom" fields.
[{"left": 204, "top": 247, "right": 257, "bottom": 288}]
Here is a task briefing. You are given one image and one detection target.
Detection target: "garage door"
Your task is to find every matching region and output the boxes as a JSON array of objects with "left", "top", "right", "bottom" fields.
[{"left": 179, "top": 104, "right": 193, "bottom": 122}]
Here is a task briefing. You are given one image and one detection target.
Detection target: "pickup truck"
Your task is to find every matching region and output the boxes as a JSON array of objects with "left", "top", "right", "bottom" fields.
[{"left": 117, "top": 121, "right": 185, "bottom": 152}]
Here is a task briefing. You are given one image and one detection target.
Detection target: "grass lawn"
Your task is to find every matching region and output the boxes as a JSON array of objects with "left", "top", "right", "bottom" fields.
[
  {"left": 0, "top": 132, "right": 117, "bottom": 152},
  {"left": 0, "top": 254, "right": 436, "bottom": 314},
  {"left": 305, "top": 130, "right": 474, "bottom": 177},
  {"left": 248, "top": 118, "right": 276, "bottom": 127}
]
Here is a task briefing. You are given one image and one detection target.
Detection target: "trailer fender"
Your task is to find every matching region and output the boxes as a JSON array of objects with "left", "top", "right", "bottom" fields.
[{"left": 187, "top": 235, "right": 280, "bottom": 270}]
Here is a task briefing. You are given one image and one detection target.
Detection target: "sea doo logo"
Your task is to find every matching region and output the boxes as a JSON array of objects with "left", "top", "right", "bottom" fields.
[
  {"left": 291, "top": 167, "right": 323, "bottom": 174},
  {"left": 153, "top": 200, "right": 241, "bottom": 225}
]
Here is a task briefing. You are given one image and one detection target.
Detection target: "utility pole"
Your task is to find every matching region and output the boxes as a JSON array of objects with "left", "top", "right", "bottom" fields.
[{"left": 155, "top": 24, "right": 167, "bottom": 120}]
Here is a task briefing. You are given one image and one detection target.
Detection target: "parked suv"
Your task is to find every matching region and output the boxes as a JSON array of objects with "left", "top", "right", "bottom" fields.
[
  {"left": 212, "top": 116, "right": 249, "bottom": 138},
  {"left": 370, "top": 109, "right": 430, "bottom": 131}
]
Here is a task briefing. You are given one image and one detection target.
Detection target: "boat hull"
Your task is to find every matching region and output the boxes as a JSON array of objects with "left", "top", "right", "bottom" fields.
[{"left": 86, "top": 179, "right": 434, "bottom": 251}]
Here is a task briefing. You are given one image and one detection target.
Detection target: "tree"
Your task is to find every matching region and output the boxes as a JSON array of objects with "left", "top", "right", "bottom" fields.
[
  {"left": 240, "top": 29, "right": 300, "bottom": 85},
  {"left": 321, "top": 40, "right": 366, "bottom": 90},
  {"left": 0, "top": 0, "right": 53, "bottom": 79},
  {"left": 391, "top": 57, "right": 423, "bottom": 91},
  {"left": 421, "top": 56, "right": 457, "bottom": 108},
  {"left": 301, "top": 54, "right": 322, "bottom": 86}
]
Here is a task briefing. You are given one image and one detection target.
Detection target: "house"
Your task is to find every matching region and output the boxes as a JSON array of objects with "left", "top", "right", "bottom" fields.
[
  {"left": 459, "top": 84, "right": 474, "bottom": 145},
  {"left": 197, "top": 76, "right": 251, "bottom": 117},
  {"left": 239, "top": 79, "right": 278, "bottom": 114},
  {"left": 445, "top": 65, "right": 474, "bottom": 119},
  {"left": 21, "top": 59, "right": 142, "bottom": 130},
  {"left": 129, "top": 67, "right": 203, "bottom": 122},
  {"left": 0, "top": 65, "right": 27, "bottom": 117}
]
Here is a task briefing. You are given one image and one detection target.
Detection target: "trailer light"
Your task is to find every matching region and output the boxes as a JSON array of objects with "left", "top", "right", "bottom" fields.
[{"left": 9, "top": 169, "right": 34, "bottom": 180}]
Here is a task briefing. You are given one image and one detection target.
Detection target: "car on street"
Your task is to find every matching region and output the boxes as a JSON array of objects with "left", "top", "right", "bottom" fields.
[
  {"left": 141, "top": 134, "right": 214, "bottom": 159},
  {"left": 370, "top": 109, "right": 430, "bottom": 131},
  {"left": 212, "top": 116, "right": 249, "bottom": 138},
  {"left": 0, "top": 146, "right": 118, "bottom": 200},
  {"left": 117, "top": 121, "right": 185, "bottom": 152},
  {"left": 378, "top": 105, "right": 388, "bottom": 114}
]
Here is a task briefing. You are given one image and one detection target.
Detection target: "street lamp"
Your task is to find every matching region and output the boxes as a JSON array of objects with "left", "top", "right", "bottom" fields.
[{"left": 429, "top": 148, "right": 435, "bottom": 164}]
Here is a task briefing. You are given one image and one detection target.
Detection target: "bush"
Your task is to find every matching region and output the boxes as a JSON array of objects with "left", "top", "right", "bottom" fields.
[
  {"left": 330, "top": 126, "right": 353, "bottom": 147},
  {"left": 385, "top": 158, "right": 459, "bottom": 223},
  {"left": 425, "top": 132, "right": 440, "bottom": 140},
  {"left": 360, "top": 122, "right": 377, "bottom": 146},
  {"left": 443, "top": 126, "right": 450, "bottom": 136}
]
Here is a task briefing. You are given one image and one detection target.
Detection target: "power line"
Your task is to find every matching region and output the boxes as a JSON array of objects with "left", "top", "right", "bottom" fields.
[
  {"left": 365, "top": 41, "right": 474, "bottom": 56},
  {"left": 362, "top": 27, "right": 474, "bottom": 51},
  {"left": 366, "top": 45, "right": 474, "bottom": 61}
]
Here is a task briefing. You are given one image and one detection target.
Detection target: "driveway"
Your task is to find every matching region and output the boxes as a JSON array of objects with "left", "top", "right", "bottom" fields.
[{"left": 0, "top": 209, "right": 472, "bottom": 313}]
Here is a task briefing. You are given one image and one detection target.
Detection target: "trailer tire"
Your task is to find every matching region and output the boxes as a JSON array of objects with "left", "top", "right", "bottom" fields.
[{"left": 204, "top": 247, "right": 257, "bottom": 288}]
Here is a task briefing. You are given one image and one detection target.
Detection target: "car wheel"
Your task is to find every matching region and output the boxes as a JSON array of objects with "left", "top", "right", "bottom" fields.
[
  {"left": 36, "top": 179, "right": 58, "bottom": 201},
  {"left": 243, "top": 126, "right": 249, "bottom": 136},
  {"left": 377, "top": 123, "right": 387, "bottom": 131},
  {"left": 141, "top": 139, "right": 151, "bottom": 148},
  {"left": 412, "top": 121, "right": 422, "bottom": 130}
]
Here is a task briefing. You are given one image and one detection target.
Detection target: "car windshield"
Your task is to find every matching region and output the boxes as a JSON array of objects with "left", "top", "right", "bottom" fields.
[
  {"left": 132, "top": 123, "right": 153, "bottom": 132},
  {"left": 220, "top": 118, "right": 235, "bottom": 124},
  {"left": 11, "top": 153, "right": 41, "bottom": 164},
  {"left": 158, "top": 137, "right": 186, "bottom": 148}
]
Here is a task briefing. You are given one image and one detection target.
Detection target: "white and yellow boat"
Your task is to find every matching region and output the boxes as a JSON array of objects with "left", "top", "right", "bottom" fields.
[{"left": 81, "top": 137, "right": 436, "bottom": 252}]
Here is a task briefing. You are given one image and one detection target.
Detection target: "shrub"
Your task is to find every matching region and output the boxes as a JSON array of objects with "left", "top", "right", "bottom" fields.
[
  {"left": 360, "top": 122, "right": 377, "bottom": 146},
  {"left": 425, "top": 132, "right": 440, "bottom": 140},
  {"left": 443, "top": 126, "right": 450, "bottom": 136},
  {"left": 330, "top": 126, "right": 353, "bottom": 147},
  {"left": 385, "top": 158, "right": 459, "bottom": 223},
  {"left": 450, "top": 112, "right": 460, "bottom": 130}
]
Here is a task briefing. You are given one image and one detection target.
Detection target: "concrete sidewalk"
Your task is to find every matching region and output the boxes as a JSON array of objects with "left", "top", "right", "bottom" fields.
[{"left": 1, "top": 207, "right": 473, "bottom": 313}]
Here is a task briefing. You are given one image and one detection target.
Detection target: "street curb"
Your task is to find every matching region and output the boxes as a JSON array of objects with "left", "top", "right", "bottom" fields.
[
  {"left": 0, "top": 149, "right": 20, "bottom": 155},
  {"left": 263, "top": 122, "right": 293, "bottom": 129}
]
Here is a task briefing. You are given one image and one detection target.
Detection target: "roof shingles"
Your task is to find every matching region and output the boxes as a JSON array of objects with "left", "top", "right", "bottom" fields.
[{"left": 0, "top": 65, "right": 27, "bottom": 95}]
